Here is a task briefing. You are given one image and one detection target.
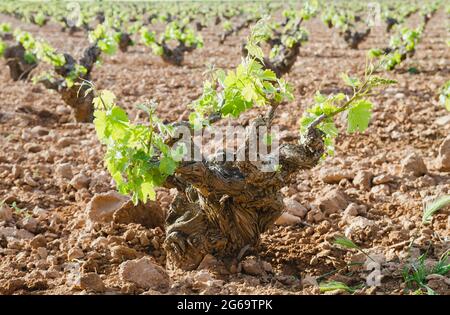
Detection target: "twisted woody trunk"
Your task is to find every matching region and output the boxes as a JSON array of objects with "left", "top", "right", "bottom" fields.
[
  {"left": 162, "top": 106, "right": 325, "bottom": 270},
  {"left": 40, "top": 45, "right": 101, "bottom": 122}
]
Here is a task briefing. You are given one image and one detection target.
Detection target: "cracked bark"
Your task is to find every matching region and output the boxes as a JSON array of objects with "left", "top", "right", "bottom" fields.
[{"left": 163, "top": 111, "right": 325, "bottom": 270}]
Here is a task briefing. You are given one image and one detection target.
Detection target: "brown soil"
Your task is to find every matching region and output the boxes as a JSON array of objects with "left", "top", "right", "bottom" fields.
[{"left": 0, "top": 11, "right": 448, "bottom": 295}]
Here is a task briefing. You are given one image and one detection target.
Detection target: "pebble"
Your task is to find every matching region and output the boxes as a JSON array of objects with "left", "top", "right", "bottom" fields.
[
  {"left": 119, "top": 257, "right": 170, "bottom": 290},
  {"left": 55, "top": 163, "right": 73, "bottom": 179},
  {"left": 401, "top": 152, "right": 427, "bottom": 177},
  {"left": 316, "top": 189, "right": 349, "bottom": 215},
  {"left": 283, "top": 197, "right": 307, "bottom": 218}
]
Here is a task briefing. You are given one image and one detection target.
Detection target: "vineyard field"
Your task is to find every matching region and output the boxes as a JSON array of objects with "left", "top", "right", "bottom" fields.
[{"left": 0, "top": 0, "right": 448, "bottom": 297}]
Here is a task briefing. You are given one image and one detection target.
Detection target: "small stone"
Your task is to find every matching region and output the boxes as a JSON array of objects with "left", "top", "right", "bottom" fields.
[
  {"left": 394, "top": 92, "right": 405, "bottom": 99},
  {"left": 30, "top": 234, "right": 47, "bottom": 249},
  {"left": 0, "top": 203, "right": 13, "bottom": 222},
  {"left": 319, "top": 168, "right": 355, "bottom": 184},
  {"left": 0, "top": 227, "right": 34, "bottom": 240},
  {"left": 30, "top": 126, "right": 49, "bottom": 137},
  {"left": 36, "top": 247, "right": 48, "bottom": 259},
  {"left": 21, "top": 217, "right": 38, "bottom": 233},
  {"left": 353, "top": 170, "right": 373, "bottom": 190},
  {"left": 372, "top": 174, "right": 394, "bottom": 185},
  {"left": 56, "top": 137, "right": 75, "bottom": 148},
  {"left": 75, "top": 273, "right": 105, "bottom": 293},
  {"left": 317, "top": 189, "right": 349, "bottom": 215},
  {"left": 436, "top": 135, "right": 450, "bottom": 171},
  {"left": 119, "top": 257, "right": 169, "bottom": 290},
  {"left": 12, "top": 165, "right": 23, "bottom": 179},
  {"left": 33, "top": 207, "right": 49, "bottom": 219},
  {"left": 67, "top": 247, "right": 84, "bottom": 261},
  {"left": 123, "top": 230, "right": 136, "bottom": 242},
  {"left": 275, "top": 212, "right": 301, "bottom": 226},
  {"left": 344, "top": 217, "right": 376, "bottom": 239},
  {"left": 370, "top": 184, "right": 391, "bottom": 196},
  {"left": 91, "top": 237, "right": 108, "bottom": 249},
  {"left": 435, "top": 115, "right": 450, "bottom": 126},
  {"left": 23, "top": 173, "right": 38, "bottom": 187},
  {"left": 283, "top": 198, "right": 307, "bottom": 218},
  {"left": 401, "top": 152, "right": 427, "bottom": 177},
  {"left": 111, "top": 245, "right": 139, "bottom": 261},
  {"left": 343, "top": 203, "right": 359, "bottom": 218},
  {"left": 24, "top": 143, "right": 42, "bottom": 153},
  {"left": 70, "top": 173, "right": 90, "bottom": 190},
  {"left": 86, "top": 191, "right": 128, "bottom": 224},
  {"left": 306, "top": 209, "right": 324, "bottom": 223},
  {"left": 55, "top": 163, "right": 73, "bottom": 179},
  {"left": 241, "top": 256, "right": 264, "bottom": 276}
]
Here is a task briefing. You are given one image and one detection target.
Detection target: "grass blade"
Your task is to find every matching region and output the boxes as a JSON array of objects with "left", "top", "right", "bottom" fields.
[
  {"left": 422, "top": 195, "right": 450, "bottom": 224},
  {"left": 319, "top": 281, "right": 354, "bottom": 293}
]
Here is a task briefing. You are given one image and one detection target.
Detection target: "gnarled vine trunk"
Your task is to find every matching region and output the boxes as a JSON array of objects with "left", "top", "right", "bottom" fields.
[
  {"left": 163, "top": 116, "right": 325, "bottom": 270},
  {"left": 341, "top": 28, "right": 371, "bottom": 49},
  {"left": 40, "top": 45, "right": 101, "bottom": 122},
  {"left": 3, "top": 44, "right": 37, "bottom": 81}
]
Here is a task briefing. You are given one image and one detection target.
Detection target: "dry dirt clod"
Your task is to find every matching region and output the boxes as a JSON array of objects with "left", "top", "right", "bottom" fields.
[
  {"left": 316, "top": 189, "right": 349, "bottom": 215},
  {"left": 30, "top": 234, "right": 47, "bottom": 249},
  {"left": 113, "top": 200, "right": 164, "bottom": 228},
  {"left": 119, "top": 257, "right": 170, "bottom": 291},
  {"left": 23, "top": 143, "right": 43, "bottom": 153},
  {"left": 401, "top": 152, "right": 427, "bottom": 177},
  {"left": 283, "top": 197, "right": 308, "bottom": 218},
  {"left": 67, "top": 247, "right": 84, "bottom": 261},
  {"left": 55, "top": 163, "right": 73, "bottom": 180},
  {"left": 353, "top": 170, "right": 373, "bottom": 191},
  {"left": 241, "top": 256, "right": 265, "bottom": 276},
  {"left": 0, "top": 203, "right": 13, "bottom": 222},
  {"left": 111, "top": 245, "right": 139, "bottom": 261},
  {"left": 86, "top": 191, "right": 128, "bottom": 224},
  {"left": 436, "top": 135, "right": 450, "bottom": 171},
  {"left": 275, "top": 212, "right": 302, "bottom": 226},
  {"left": 74, "top": 273, "right": 106, "bottom": 293},
  {"left": 70, "top": 173, "right": 90, "bottom": 190},
  {"left": 319, "top": 167, "right": 355, "bottom": 184}
]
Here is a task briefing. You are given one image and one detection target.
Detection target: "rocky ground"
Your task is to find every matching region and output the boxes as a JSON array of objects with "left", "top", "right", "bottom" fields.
[{"left": 0, "top": 10, "right": 449, "bottom": 295}]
